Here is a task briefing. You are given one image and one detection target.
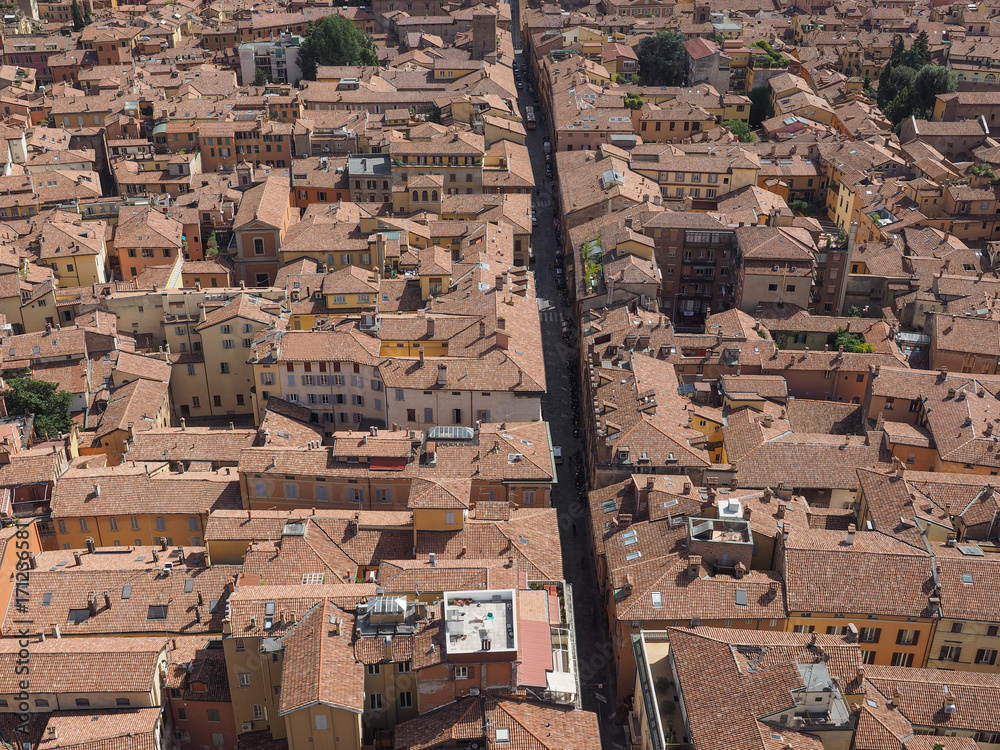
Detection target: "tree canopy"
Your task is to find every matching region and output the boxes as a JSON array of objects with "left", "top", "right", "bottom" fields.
[
  {"left": 298, "top": 15, "right": 378, "bottom": 81},
  {"left": 71, "top": 0, "right": 84, "bottom": 30},
  {"left": 721, "top": 119, "right": 756, "bottom": 142},
  {"left": 834, "top": 328, "right": 874, "bottom": 353},
  {"left": 624, "top": 92, "right": 644, "bottom": 110},
  {"left": 747, "top": 86, "right": 772, "bottom": 129},
  {"left": 876, "top": 33, "right": 954, "bottom": 126},
  {"left": 635, "top": 31, "right": 687, "bottom": 86},
  {"left": 2, "top": 377, "right": 73, "bottom": 438}
]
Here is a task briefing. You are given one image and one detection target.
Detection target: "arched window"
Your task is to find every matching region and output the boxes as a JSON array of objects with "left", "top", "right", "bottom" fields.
[
  {"left": 412, "top": 190, "right": 419, "bottom": 201},
  {"left": 422, "top": 190, "right": 428, "bottom": 201},
  {"left": 432, "top": 190, "right": 439, "bottom": 201}
]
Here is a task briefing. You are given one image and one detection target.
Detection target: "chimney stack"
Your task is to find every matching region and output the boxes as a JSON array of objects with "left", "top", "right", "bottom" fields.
[
  {"left": 687, "top": 555, "right": 702, "bottom": 578},
  {"left": 73, "top": 551, "right": 82, "bottom": 566},
  {"left": 160, "top": 537, "right": 168, "bottom": 551},
  {"left": 845, "top": 523, "right": 856, "bottom": 545},
  {"left": 85, "top": 537, "right": 95, "bottom": 553}
]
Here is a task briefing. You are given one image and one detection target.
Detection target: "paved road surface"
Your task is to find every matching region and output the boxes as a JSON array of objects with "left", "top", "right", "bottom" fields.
[{"left": 513, "top": 50, "right": 628, "bottom": 750}]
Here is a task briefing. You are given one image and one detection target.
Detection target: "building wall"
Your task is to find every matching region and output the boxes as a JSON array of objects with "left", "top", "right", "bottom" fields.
[
  {"left": 169, "top": 696, "right": 238, "bottom": 750},
  {"left": 51, "top": 509, "right": 208, "bottom": 550},
  {"left": 284, "top": 705, "right": 362, "bottom": 750},
  {"left": 784, "top": 613, "right": 935, "bottom": 668},
  {"left": 223, "top": 635, "right": 285, "bottom": 738},
  {"left": 926, "top": 619, "right": 1000, "bottom": 674}
]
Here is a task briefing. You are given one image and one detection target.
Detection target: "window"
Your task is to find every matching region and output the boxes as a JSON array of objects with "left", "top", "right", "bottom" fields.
[
  {"left": 398, "top": 661, "right": 411, "bottom": 673},
  {"left": 375, "top": 488, "right": 391, "bottom": 504},
  {"left": 452, "top": 408, "right": 462, "bottom": 423},
  {"left": 891, "top": 652, "right": 914, "bottom": 667},
  {"left": 213, "top": 733, "right": 226, "bottom": 746},
  {"left": 253, "top": 238, "right": 265, "bottom": 255},
  {"left": 862, "top": 650, "right": 876, "bottom": 664},
  {"left": 177, "top": 707, "right": 187, "bottom": 720},
  {"left": 239, "top": 673, "right": 251, "bottom": 686},
  {"left": 952, "top": 622, "right": 964, "bottom": 634},
  {"left": 859, "top": 627, "right": 881, "bottom": 643},
  {"left": 896, "top": 629, "right": 918, "bottom": 645},
  {"left": 455, "top": 666, "right": 469, "bottom": 679},
  {"left": 315, "top": 715, "right": 328, "bottom": 730},
  {"left": 130, "top": 516, "right": 140, "bottom": 530},
  {"left": 523, "top": 490, "right": 536, "bottom": 505},
  {"left": 252, "top": 705, "right": 266, "bottom": 721},
  {"left": 424, "top": 408, "right": 433, "bottom": 423},
  {"left": 370, "top": 694, "right": 383, "bottom": 709},
  {"left": 220, "top": 362, "right": 230, "bottom": 374},
  {"left": 222, "top": 339, "right": 235, "bottom": 349},
  {"left": 155, "top": 517, "right": 166, "bottom": 531},
  {"left": 786, "top": 284, "right": 796, "bottom": 293},
  {"left": 57, "top": 519, "right": 67, "bottom": 534},
  {"left": 261, "top": 372, "right": 275, "bottom": 386},
  {"left": 316, "top": 485, "right": 328, "bottom": 502},
  {"left": 395, "top": 388, "right": 405, "bottom": 401},
  {"left": 79, "top": 518, "right": 88, "bottom": 532},
  {"left": 446, "top": 511, "right": 456, "bottom": 525},
  {"left": 988, "top": 625, "right": 999, "bottom": 637},
  {"left": 367, "top": 664, "right": 381, "bottom": 675},
  {"left": 116, "top": 698, "right": 131, "bottom": 706},
  {"left": 188, "top": 517, "right": 199, "bottom": 531},
  {"left": 147, "top": 605, "right": 168, "bottom": 620},
  {"left": 285, "top": 484, "right": 298, "bottom": 500},
  {"left": 109, "top": 517, "right": 118, "bottom": 531},
  {"left": 768, "top": 283, "right": 778, "bottom": 292},
  {"left": 349, "top": 488, "right": 364, "bottom": 503},
  {"left": 976, "top": 648, "right": 997, "bottom": 665},
  {"left": 399, "top": 691, "right": 413, "bottom": 708},
  {"left": 939, "top": 644, "right": 962, "bottom": 662},
  {"left": 75, "top": 698, "right": 90, "bottom": 707},
  {"left": 35, "top": 699, "right": 49, "bottom": 708}
]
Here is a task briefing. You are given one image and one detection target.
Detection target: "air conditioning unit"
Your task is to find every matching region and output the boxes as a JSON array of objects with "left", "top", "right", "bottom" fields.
[{"left": 242, "top": 722, "right": 253, "bottom": 732}]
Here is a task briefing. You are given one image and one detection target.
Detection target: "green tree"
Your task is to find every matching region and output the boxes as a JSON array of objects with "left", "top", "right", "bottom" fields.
[
  {"left": 297, "top": 15, "right": 378, "bottom": 81},
  {"left": 71, "top": 0, "right": 84, "bottom": 30},
  {"left": 624, "top": 92, "right": 644, "bottom": 110},
  {"left": 253, "top": 68, "right": 268, "bottom": 86},
  {"left": 721, "top": 119, "right": 756, "bottom": 142},
  {"left": 426, "top": 104, "right": 443, "bottom": 124},
  {"left": 877, "top": 65, "right": 915, "bottom": 109},
  {"left": 905, "top": 30, "right": 930, "bottom": 69},
  {"left": 748, "top": 86, "right": 772, "bottom": 128},
  {"left": 3, "top": 376, "right": 73, "bottom": 438},
  {"left": 834, "top": 327, "right": 874, "bottom": 353},
  {"left": 847, "top": 305, "right": 863, "bottom": 317},
  {"left": 206, "top": 231, "right": 219, "bottom": 257},
  {"left": 635, "top": 30, "right": 687, "bottom": 86},
  {"left": 911, "top": 64, "right": 956, "bottom": 113}
]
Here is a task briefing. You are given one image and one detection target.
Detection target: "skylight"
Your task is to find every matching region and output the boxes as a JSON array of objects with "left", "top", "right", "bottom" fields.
[
  {"left": 651, "top": 591, "right": 662, "bottom": 608},
  {"left": 962, "top": 573, "right": 974, "bottom": 584}
]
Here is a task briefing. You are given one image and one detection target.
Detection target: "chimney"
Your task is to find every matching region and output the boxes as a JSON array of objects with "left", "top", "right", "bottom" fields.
[
  {"left": 52, "top": 624, "right": 61, "bottom": 639},
  {"left": 782, "top": 522, "right": 792, "bottom": 541},
  {"left": 946, "top": 532, "right": 958, "bottom": 547},
  {"left": 229, "top": 422, "right": 235, "bottom": 431},
  {"left": 939, "top": 366, "right": 949, "bottom": 381},
  {"left": 85, "top": 536, "right": 95, "bottom": 553},
  {"left": 427, "top": 317, "right": 435, "bottom": 337},
  {"left": 103, "top": 591, "right": 111, "bottom": 610},
  {"left": 437, "top": 363, "right": 448, "bottom": 385},
  {"left": 94, "top": 483, "right": 101, "bottom": 498},
  {"left": 87, "top": 592, "right": 97, "bottom": 617},
  {"left": 943, "top": 688, "right": 957, "bottom": 714},
  {"left": 429, "top": 552, "right": 436, "bottom": 567},
  {"left": 687, "top": 554, "right": 702, "bottom": 578},
  {"left": 418, "top": 348, "right": 425, "bottom": 365},
  {"left": 180, "top": 418, "right": 186, "bottom": 431},
  {"left": 160, "top": 537, "right": 168, "bottom": 551},
  {"left": 845, "top": 523, "right": 856, "bottom": 545},
  {"left": 73, "top": 551, "right": 82, "bottom": 566},
  {"left": 27, "top": 552, "right": 36, "bottom": 570}
]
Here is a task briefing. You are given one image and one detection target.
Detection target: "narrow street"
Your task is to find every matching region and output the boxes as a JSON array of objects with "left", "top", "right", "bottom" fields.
[{"left": 515, "top": 53, "right": 628, "bottom": 750}]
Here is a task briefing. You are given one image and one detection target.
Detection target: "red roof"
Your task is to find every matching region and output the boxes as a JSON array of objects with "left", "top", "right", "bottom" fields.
[{"left": 517, "top": 619, "right": 554, "bottom": 688}]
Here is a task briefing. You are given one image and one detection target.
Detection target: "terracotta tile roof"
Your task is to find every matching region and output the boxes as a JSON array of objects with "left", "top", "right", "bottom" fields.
[
  {"left": 233, "top": 173, "right": 291, "bottom": 231},
  {"left": 415, "top": 509, "right": 564, "bottom": 581},
  {"left": 782, "top": 528, "right": 935, "bottom": 617},
  {"left": 125, "top": 426, "right": 259, "bottom": 464},
  {"left": 377, "top": 557, "right": 520, "bottom": 594},
  {"left": 393, "top": 696, "right": 601, "bottom": 750},
  {"left": 52, "top": 466, "right": 241, "bottom": 517},
  {"left": 226, "top": 584, "right": 376, "bottom": 638},
  {"left": 115, "top": 206, "right": 184, "bottom": 249},
  {"left": 863, "top": 665, "right": 1000, "bottom": 731},
  {"left": 278, "top": 600, "right": 364, "bottom": 715},
  {"left": 667, "top": 627, "right": 843, "bottom": 750},
  {"left": 94, "top": 379, "right": 169, "bottom": 439},
  {"left": 856, "top": 468, "right": 954, "bottom": 548},
  {"left": 195, "top": 292, "right": 280, "bottom": 331},
  {"left": 785, "top": 399, "right": 863, "bottom": 434},
  {"left": 5, "top": 547, "right": 236, "bottom": 636},
  {"left": 0, "top": 636, "right": 167, "bottom": 693},
  {"left": 0, "top": 708, "right": 162, "bottom": 750},
  {"left": 929, "top": 540, "right": 1000, "bottom": 623},
  {"left": 165, "top": 636, "right": 231, "bottom": 702}
]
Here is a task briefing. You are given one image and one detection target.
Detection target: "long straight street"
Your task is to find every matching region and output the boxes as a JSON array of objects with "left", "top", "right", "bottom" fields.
[{"left": 514, "top": 54, "right": 627, "bottom": 749}]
